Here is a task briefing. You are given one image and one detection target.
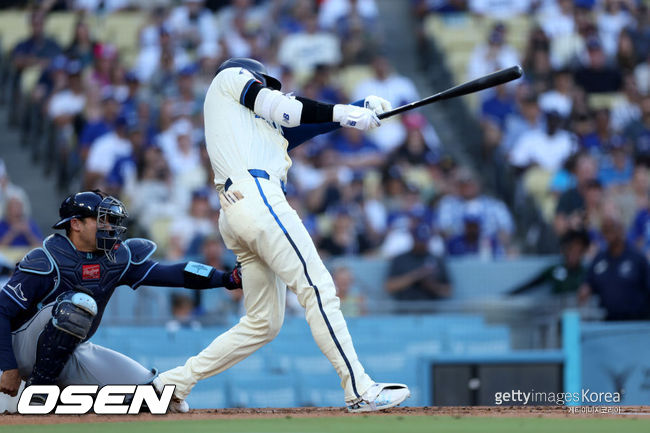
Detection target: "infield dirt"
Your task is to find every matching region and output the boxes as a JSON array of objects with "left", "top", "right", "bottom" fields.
[{"left": 2, "top": 405, "right": 649, "bottom": 425}]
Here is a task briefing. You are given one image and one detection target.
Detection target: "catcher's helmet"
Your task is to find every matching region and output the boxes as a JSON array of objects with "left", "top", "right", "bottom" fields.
[
  {"left": 53, "top": 191, "right": 128, "bottom": 261},
  {"left": 216, "top": 57, "right": 281, "bottom": 91}
]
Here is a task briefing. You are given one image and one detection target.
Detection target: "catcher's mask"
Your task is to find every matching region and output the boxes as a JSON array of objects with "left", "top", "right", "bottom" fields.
[{"left": 95, "top": 196, "right": 128, "bottom": 262}]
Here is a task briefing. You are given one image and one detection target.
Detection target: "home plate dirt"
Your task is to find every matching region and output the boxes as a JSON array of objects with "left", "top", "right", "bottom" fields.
[{"left": 3, "top": 406, "right": 650, "bottom": 425}]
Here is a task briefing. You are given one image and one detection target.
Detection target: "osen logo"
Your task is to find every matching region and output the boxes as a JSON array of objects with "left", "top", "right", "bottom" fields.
[{"left": 18, "top": 384, "right": 175, "bottom": 415}]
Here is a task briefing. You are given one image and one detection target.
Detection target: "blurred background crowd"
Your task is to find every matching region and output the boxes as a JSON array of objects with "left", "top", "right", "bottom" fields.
[{"left": 0, "top": 0, "right": 649, "bottom": 325}]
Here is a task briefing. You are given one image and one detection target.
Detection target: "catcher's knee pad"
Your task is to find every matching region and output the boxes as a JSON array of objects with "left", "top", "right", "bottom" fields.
[
  {"left": 52, "top": 291, "right": 98, "bottom": 339},
  {"left": 28, "top": 291, "right": 97, "bottom": 385}
]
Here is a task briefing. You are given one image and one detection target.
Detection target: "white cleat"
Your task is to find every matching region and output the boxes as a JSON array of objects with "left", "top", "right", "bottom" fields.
[
  {"left": 153, "top": 377, "right": 190, "bottom": 413},
  {"left": 346, "top": 383, "right": 411, "bottom": 413},
  {"left": 168, "top": 397, "right": 190, "bottom": 413}
]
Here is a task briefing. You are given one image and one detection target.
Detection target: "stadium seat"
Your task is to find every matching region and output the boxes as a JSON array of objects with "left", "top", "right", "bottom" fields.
[
  {"left": 296, "top": 372, "right": 344, "bottom": 407},
  {"left": 186, "top": 375, "right": 229, "bottom": 409},
  {"left": 228, "top": 374, "right": 299, "bottom": 408},
  {"left": 0, "top": 11, "right": 29, "bottom": 53},
  {"left": 447, "top": 256, "right": 560, "bottom": 299}
]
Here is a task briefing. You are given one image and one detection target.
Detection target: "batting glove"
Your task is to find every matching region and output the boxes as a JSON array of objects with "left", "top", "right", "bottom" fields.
[
  {"left": 222, "top": 262, "right": 242, "bottom": 290},
  {"left": 364, "top": 95, "right": 392, "bottom": 115},
  {"left": 333, "top": 104, "right": 381, "bottom": 131}
]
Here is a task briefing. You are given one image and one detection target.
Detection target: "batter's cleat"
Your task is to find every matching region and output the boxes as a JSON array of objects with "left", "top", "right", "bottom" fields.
[{"left": 346, "top": 383, "right": 410, "bottom": 413}]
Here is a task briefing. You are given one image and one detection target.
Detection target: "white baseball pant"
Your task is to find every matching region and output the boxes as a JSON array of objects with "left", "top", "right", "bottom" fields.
[{"left": 158, "top": 172, "right": 374, "bottom": 403}]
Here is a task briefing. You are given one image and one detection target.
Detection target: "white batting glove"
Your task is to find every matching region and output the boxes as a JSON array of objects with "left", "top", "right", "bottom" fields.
[
  {"left": 333, "top": 104, "right": 381, "bottom": 131},
  {"left": 364, "top": 95, "right": 392, "bottom": 115}
]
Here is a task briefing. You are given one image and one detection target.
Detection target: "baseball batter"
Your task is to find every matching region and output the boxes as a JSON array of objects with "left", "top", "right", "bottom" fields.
[{"left": 158, "top": 58, "right": 410, "bottom": 412}]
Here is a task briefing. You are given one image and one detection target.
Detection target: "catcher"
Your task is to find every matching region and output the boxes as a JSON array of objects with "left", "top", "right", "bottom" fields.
[{"left": 0, "top": 191, "right": 241, "bottom": 412}]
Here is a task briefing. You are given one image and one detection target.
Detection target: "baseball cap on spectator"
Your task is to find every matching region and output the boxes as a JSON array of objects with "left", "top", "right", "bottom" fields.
[
  {"left": 159, "top": 24, "right": 172, "bottom": 37},
  {"left": 126, "top": 116, "right": 142, "bottom": 133},
  {"left": 50, "top": 55, "right": 68, "bottom": 72},
  {"left": 192, "top": 187, "right": 211, "bottom": 201},
  {"left": 125, "top": 71, "right": 140, "bottom": 83},
  {"left": 411, "top": 223, "right": 431, "bottom": 243},
  {"left": 179, "top": 64, "right": 198, "bottom": 77},
  {"left": 114, "top": 114, "right": 129, "bottom": 129},
  {"left": 488, "top": 23, "right": 506, "bottom": 45},
  {"left": 65, "top": 59, "right": 83, "bottom": 75},
  {"left": 586, "top": 37, "right": 602, "bottom": 52},
  {"left": 544, "top": 108, "right": 563, "bottom": 120},
  {"left": 489, "top": 31, "right": 504, "bottom": 45},
  {"left": 606, "top": 136, "right": 626, "bottom": 151}
]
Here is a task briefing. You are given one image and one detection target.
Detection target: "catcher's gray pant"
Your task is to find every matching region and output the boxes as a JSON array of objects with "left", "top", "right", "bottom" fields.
[
  {"left": 159, "top": 172, "right": 374, "bottom": 403},
  {"left": 9, "top": 303, "right": 155, "bottom": 386}
]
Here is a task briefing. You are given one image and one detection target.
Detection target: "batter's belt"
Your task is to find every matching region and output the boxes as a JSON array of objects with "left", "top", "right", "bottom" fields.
[{"left": 224, "top": 169, "right": 287, "bottom": 194}]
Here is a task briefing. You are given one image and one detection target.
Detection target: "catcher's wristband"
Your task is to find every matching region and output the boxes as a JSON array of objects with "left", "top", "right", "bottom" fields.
[{"left": 183, "top": 261, "right": 217, "bottom": 289}]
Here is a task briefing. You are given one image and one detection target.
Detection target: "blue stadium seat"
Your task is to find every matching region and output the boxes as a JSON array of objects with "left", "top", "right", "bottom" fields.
[
  {"left": 186, "top": 375, "right": 229, "bottom": 409},
  {"left": 296, "top": 372, "right": 344, "bottom": 407},
  {"left": 447, "top": 256, "right": 559, "bottom": 299},
  {"left": 228, "top": 374, "right": 298, "bottom": 408}
]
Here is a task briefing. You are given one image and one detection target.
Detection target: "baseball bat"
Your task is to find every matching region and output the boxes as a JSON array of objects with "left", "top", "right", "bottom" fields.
[{"left": 377, "top": 65, "right": 523, "bottom": 120}]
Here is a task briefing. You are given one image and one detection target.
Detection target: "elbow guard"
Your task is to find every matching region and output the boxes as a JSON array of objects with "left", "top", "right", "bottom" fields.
[{"left": 254, "top": 88, "right": 303, "bottom": 127}]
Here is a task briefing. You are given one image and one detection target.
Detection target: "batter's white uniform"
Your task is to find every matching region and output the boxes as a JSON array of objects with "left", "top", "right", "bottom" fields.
[{"left": 158, "top": 67, "right": 374, "bottom": 403}]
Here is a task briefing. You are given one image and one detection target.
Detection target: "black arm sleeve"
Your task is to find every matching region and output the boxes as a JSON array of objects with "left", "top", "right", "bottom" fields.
[
  {"left": 241, "top": 79, "right": 264, "bottom": 110},
  {"left": 296, "top": 96, "right": 334, "bottom": 124}
]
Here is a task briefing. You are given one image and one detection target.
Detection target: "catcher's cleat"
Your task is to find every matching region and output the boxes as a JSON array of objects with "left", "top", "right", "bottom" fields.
[
  {"left": 346, "top": 383, "right": 410, "bottom": 413},
  {"left": 153, "top": 377, "right": 189, "bottom": 413},
  {"left": 169, "top": 396, "right": 189, "bottom": 413}
]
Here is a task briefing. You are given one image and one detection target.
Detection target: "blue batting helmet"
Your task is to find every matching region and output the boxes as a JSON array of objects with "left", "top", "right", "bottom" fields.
[{"left": 216, "top": 57, "right": 282, "bottom": 91}]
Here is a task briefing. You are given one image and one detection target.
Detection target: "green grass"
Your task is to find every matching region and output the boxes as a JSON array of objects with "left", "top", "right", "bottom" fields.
[{"left": 3, "top": 416, "right": 649, "bottom": 433}]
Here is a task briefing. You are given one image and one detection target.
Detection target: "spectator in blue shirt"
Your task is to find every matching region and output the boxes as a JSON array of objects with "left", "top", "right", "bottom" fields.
[
  {"left": 446, "top": 211, "right": 503, "bottom": 258},
  {"left": 78, "top": 89, "right": 121, "bottom": 160},
  {"left": 0, "top": 196, "right": 42, "bottom": 248},
  {"left": 481, "top": 84, "right": 516, "bottom": 130},
  {"left": 580, "top": 214, "right": 650, "bottom": 321},
  {"left": 11, "top": 11, "right": 61, "bottom": 74},
  {"left": 598, "top": 140, "right": 634, "bottom": 188},
  {"left": 624, "top": 95, "right": 650, "bottom": 166}
]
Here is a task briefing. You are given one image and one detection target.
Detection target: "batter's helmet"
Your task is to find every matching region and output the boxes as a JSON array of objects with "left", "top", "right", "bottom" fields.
[
  {"left": 216, "top": 57, "right": 282, "bottom": 91},
  {"left": 53, "top": 191, "right": 129, "bottom": 261}
]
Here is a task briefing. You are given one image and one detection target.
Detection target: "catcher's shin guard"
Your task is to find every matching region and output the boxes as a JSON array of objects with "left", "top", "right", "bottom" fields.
[{"left": 28, "top": 291, "right": 97, "bottom": 385}]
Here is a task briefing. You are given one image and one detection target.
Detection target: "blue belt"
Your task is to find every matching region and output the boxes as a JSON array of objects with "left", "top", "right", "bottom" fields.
[{"left": 224, "top": 169, "right": 286, "bottom": 194}]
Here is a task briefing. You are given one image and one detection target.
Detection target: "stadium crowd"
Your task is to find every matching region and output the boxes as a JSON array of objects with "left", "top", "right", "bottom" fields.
[
  {"left": 0, "top": 0, "right": 649, "bottom": 320},
  {"left": 415, "top": 0, "right": 650, "bottom": 319}
]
